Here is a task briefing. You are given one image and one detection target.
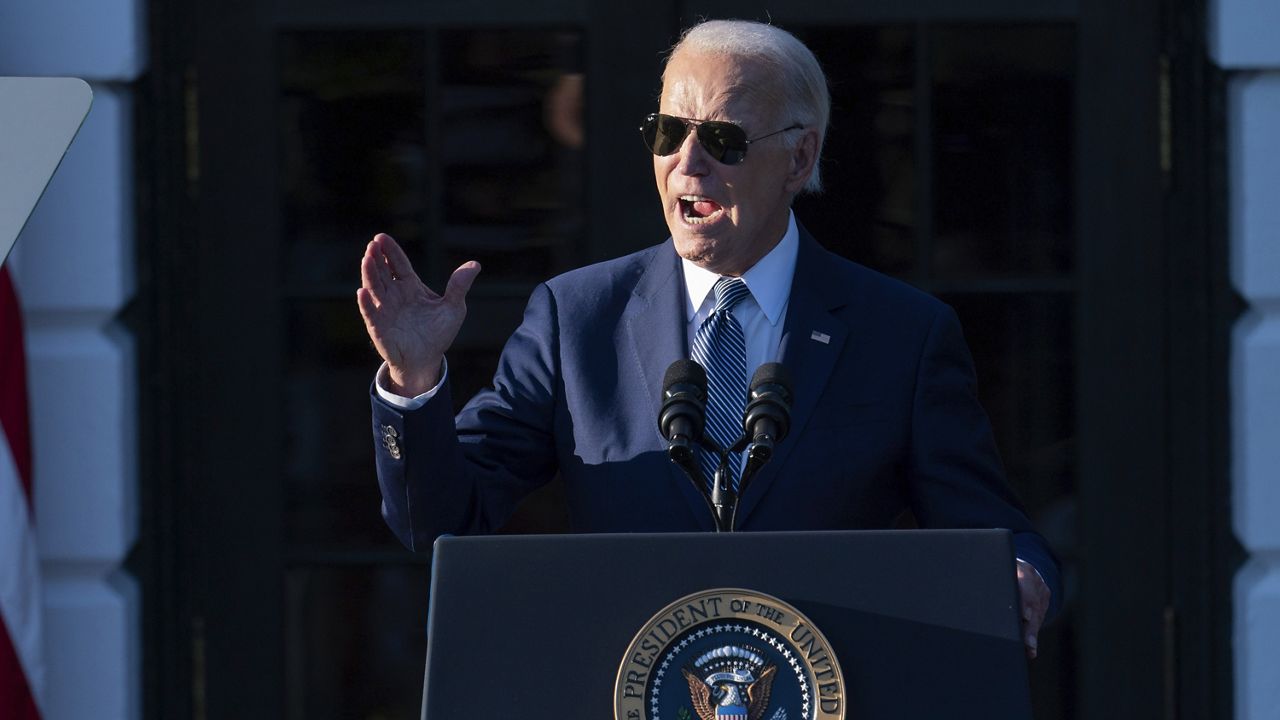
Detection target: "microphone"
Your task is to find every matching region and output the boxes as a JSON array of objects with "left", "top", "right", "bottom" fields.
[
  {"left": 659, "top": 359, "right": 707, "bottom": 467},
  {"left": 743, "top": 362, "right": 792, "bottom": 466}
]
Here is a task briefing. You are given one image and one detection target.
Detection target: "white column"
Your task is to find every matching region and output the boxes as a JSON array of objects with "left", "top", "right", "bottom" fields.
[
  {"left": 0, "top": 1, "right": 144, "bottom": 718},
  {"left": 1212, "top": 1, "right": 1280, "bottom": 714}
]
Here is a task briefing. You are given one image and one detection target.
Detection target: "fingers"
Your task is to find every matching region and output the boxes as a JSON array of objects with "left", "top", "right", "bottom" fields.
[
  {"left": 374, "top": 233, "right": 422, "bottom": 284},
  {"left": 357, "top": 286, "right": 394, "bottom": 365},
  {"left": 361, "top": 234, "right": 408, "bottom": 298},
  {"left": 1016, "top": 560, "right": 1050, "bottom": 660},
  {"left": 1022, "top": 602, "right": 1044, "bottom": 659},
  {"left": 365, "top": 234, "right": 471, "bottom": 300},
  {"left": 356, "top": 287, "right": 378, "bottom": 326},
  {"left": 444, "top": 261, "right": 482, "bottom": 305},
  {"left": 360, "top": 247, "right": 388, "bottom": 305}
]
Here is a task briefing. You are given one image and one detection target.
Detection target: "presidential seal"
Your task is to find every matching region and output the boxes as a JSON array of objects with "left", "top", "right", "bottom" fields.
[{"left": 615, "top": 589, "right": 845, "bottom": 720}]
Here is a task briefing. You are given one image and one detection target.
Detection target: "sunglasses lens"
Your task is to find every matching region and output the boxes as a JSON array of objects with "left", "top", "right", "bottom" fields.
[
  {"left": 642, "top": 114, "right": 689, "bottom": 156},
  {"left": 696, "top": 121, "right": 749, "bottom": 165}
]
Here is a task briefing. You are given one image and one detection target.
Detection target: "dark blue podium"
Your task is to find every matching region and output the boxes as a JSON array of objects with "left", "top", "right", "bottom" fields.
[{"left": 422, "top": 529, "right": 1031, "bottom": 719}]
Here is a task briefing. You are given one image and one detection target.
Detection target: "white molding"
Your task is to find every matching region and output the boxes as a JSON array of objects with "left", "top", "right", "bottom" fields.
[
  {"left": 42, "top": 574, "right": 137, "bottom": 720},
  {"left": 1229, "top": 74, "right": 1280, "bottom": 303},
  {"left": 28, "top": 325, "right": 136, "bottom": 563},
  {"left": 1224, "top": 11, "right": 1280, "bottom": 715},
  {"left": 1210, "top": 0, "right": 1280, "bottom": 69},
  {"left": 0, "top": 0, "right": 145, "bottom": 81},
  {"left": 1232, "top": 313, "right": 1280, "bottom": 552},
  {"left": 1235, "top": 556, "right": 1280, "bottom": 719}
]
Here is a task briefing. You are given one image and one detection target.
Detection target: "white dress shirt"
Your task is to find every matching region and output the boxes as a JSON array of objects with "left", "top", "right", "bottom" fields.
[{"left": 681, "top": 211, "right": 798, "bottom": 375}]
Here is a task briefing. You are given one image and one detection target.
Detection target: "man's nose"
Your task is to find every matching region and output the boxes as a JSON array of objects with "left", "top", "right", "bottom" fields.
[{"left": 674, "top": 127, "right": 711, "bottom": 176}]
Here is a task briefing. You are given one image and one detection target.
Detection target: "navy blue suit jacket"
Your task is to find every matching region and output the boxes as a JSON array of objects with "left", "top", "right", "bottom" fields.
[{"left": 371, "top": 230, "right": 1061, "bottom": 613}]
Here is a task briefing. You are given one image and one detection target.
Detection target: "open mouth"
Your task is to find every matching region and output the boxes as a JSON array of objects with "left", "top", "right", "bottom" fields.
[{"left": 679, "top": 195, "right": 724, "bottom": 225}]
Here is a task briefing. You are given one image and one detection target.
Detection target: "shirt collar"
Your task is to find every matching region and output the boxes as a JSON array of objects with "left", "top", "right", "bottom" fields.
[{"left": 681, "top": 211, "right": 799, "bottom": 326}]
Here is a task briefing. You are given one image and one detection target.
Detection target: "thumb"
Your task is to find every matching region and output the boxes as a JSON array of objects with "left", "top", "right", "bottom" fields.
[{"left": 444, "top": 261, "right": 482, "bottom": 304}]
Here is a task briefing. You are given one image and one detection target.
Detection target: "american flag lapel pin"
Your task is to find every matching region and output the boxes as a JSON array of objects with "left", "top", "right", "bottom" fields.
[{"left": 810, "top": 330, "right": 831, "bottom": 344}]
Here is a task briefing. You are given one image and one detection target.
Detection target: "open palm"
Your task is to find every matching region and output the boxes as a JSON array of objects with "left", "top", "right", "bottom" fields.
[{"left": 356, "top": 233, "right": 480, "bottom": 395}]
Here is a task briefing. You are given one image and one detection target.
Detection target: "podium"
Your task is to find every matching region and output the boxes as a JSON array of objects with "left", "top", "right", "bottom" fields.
[{"left": 421, "top": 529, "right": 1032, "bottom": 719}]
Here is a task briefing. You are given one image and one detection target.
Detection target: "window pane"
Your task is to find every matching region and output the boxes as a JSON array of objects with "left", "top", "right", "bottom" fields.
[
  {"left": 436, "top": 29, "right": 584, "bottom": 284},
  {"left": 285, "top": 565, "right": 429, "bottom": 720},
  {"left": 943, "top": 292, "right": 1074, "bottom": 508},
  {"left": 932, "top": 25, "right": 1074, "bottom": 282},
  {"left": 278, "top": 28, "right": 585, "bottom": 549},
  {"left": 279, "top": 31, "right": 428, "bottom": 289},
  {"left": 284, "top": 300, "right": 395, "bottom": 548},
  {"left": 792, "top": 26, "right": 916, "bottom": 277}
]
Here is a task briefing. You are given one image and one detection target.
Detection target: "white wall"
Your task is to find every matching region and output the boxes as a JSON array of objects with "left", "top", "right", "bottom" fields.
[
  {"left": 0, "top": 1, "right": 144, "bottom": 718},
  {"left": 1211, "top": 0, "right": 1280, "bottom": 717}
]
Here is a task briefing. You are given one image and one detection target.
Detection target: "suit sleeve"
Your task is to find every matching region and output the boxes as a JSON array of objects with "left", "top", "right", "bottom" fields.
[
  {"left": 371, "top": 283, "right": 562, "bottom": 551},
  {"left": 907, "top": 304, "right": 1064, "bottom": 620}
]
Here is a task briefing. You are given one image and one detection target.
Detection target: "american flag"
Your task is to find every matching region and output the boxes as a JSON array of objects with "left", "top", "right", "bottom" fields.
[{"left": 0, "top": 264, "right": 42, "bottom": 719}]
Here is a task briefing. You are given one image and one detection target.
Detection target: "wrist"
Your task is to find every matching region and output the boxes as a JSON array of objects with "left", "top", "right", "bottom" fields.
[{"left": 388, "top": 358, "right": 442, "bottom": 396}]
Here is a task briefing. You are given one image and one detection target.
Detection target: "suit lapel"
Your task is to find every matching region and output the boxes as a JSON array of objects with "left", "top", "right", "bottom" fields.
[
  {"left": 735, "top": 229, "right": 849, "bottom": 526},
  {"left": 621, "top": 241, "right": 715, "bottom": 530}
]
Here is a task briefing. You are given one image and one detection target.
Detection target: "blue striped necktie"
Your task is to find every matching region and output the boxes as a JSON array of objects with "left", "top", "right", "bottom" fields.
[{"left": 690, "top": 277, "right": 751, "bottom": 490}]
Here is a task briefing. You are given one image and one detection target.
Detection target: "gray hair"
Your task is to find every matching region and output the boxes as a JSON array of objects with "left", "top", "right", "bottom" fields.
[{"left": 665, "top": 19, "right": 831, "bottom": 193}]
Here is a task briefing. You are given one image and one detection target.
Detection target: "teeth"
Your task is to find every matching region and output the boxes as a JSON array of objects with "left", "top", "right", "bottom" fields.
[
  {"left": 682, "top": 208, "right": 723, "bottom": 224},
  {"left": 678, "top": 195, "right": 723, "bottom": 224}
]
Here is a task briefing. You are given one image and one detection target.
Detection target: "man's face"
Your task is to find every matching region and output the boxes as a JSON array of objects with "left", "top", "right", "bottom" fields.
[{"left": 654, "top": 50, "right": 812, "bottom": 277}]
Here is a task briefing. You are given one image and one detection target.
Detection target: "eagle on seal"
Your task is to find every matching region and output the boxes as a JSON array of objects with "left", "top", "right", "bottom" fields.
[{"left": 682, "top": 664, "right": 777, "bottom": 720}]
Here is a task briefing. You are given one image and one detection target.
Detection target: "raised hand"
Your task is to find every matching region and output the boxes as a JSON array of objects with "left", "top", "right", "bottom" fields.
[{"left": 357, "top": 233, "right": 481, "bottom": 396}]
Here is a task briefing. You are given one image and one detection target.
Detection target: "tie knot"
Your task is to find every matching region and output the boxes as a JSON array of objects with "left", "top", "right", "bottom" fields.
[{"left": 712, "top": 277, "right": 750, "bottom": 315}]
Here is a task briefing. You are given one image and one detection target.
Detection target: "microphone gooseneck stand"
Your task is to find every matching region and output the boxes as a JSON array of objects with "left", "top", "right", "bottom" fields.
[
  {"left": 660, "top": 360, "right": 794, "bottom": 533},
  {"left": 706, "top": 435, "right": 747, "bottom": 532}
]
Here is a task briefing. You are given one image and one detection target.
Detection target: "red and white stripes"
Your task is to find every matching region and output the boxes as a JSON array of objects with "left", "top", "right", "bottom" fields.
[{"left": 0, "top": 265, "right": 43, "bottom": 719}]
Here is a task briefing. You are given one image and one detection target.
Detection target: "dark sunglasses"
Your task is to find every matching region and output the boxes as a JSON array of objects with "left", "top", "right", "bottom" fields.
[{"left": 639, "top": 113, "right": 803, "bottom": 165}]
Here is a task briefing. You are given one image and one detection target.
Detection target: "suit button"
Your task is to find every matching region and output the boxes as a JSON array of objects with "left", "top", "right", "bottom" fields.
[{"left": 381, "top": 426, "right": 402, "bottom": 459}]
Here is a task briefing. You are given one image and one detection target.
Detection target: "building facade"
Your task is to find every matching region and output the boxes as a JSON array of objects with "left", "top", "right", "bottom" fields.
[{"left": 2, "top": 0, "right": 1275, "bottom": 717}]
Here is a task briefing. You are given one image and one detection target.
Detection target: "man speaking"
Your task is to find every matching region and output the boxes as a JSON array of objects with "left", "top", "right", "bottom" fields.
[{"left": 357, "top": 20, "right": 1059, "bottom": 658}]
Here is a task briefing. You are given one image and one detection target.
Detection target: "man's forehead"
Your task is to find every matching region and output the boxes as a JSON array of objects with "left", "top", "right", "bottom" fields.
[
  {"left": 660, "top": 80, "right": 752, "bottom": 120},
  {"left": 660, "top": 52, "right": 772, "bottom": 121}
]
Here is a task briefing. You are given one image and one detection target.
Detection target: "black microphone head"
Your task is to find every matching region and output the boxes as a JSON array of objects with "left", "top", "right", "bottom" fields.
[
  {"left": 664, "top": 358, "right": 707, "bottom": 392},
  {"left": 749, "top": 362, "right": 792, "bottom": 398},
  {"left": 745, "top": 362, "right": 792, "bottom": 443},
  {"left": 660, "top": 359, "right": 707, "bottom": 442}
]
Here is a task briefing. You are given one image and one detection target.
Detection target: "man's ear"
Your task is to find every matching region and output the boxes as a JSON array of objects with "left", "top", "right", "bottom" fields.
[{"left": 783, "top": 129, "right": 820, "bottom": 195}]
